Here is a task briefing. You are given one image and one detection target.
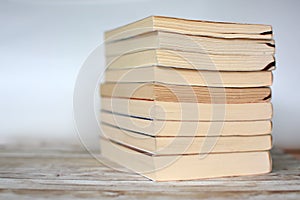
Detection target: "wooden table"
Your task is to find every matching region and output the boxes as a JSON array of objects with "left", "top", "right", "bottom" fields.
[{"left": 0, "top": 141, "right": 299, "bottom": 199}]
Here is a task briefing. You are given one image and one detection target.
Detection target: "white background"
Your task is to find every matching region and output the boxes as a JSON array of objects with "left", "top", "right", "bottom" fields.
[{"left": 0, "top": 0, "right": 299, "bottom": 148}]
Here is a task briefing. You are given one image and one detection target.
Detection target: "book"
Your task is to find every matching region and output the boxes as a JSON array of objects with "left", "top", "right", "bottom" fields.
[
  {"left": 101, "top": 16, "right": 275, "bottom": 181},
  {"left": 105, "top": 16, "right": 273, "bottom": 42},
  {"left": 104, "top": 66, "right": 273, "bottom": 87},
  {"left": 101, "top": 97, "right": 273, "bottom": 121},
  {"left": 101, "top": 123, "right": 272, "bottom": 155},
  {"left": 100, "top": 111, "right": 272, "bottom": 137},
  {"left": 100, "top": 138, "right": 272, "bottom": 181},
  {"left": 106, "top": 49, "right": 275, "bottom": 72},
  {"left": 105, "top": 31, "right": 275, "bottom": 58},
  {"left": 100, "top": 82, "right": 271, "bottom": 104}
]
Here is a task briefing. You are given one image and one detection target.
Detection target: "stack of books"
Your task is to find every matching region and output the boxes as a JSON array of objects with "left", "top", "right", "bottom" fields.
[{"left": 100, "top": 16, "right": 275, "bottom": 181}]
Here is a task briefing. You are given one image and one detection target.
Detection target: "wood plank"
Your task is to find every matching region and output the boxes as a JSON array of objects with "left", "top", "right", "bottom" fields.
[
  {"left": 0, "top": 189, "right": 299, "bottom": 200},
  {"left": 284, "top": 149, "right": 300, "bottom": 160},
  {"left": 0, "top": 142, "right": 299, "bottom": 199}
]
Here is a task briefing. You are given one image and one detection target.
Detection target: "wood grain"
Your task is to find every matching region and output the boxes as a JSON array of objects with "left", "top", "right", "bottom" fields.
[
  {"left": 0, "top": 141, "right": 299, "bottom": 199},
  {"left": 284, "top": 149, "right": 300, "bottom": 160}
]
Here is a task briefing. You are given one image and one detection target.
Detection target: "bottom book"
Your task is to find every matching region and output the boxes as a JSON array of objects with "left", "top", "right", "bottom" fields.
[{"left": 100, "top": 138, "right": 272, "bottom": 181}]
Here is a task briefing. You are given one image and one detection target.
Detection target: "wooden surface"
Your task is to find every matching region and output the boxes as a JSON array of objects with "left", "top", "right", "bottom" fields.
[
  {"left": 285, "top": 149, "right": 300, "bottom": 160},
  {"left": 0, "top": 142, "right": 299, "bottom": 200}
]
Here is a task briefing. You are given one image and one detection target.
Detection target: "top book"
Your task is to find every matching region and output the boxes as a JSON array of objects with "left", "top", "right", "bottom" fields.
[{"left": 104, "top": 16, "right": 273, "bottom": 42}]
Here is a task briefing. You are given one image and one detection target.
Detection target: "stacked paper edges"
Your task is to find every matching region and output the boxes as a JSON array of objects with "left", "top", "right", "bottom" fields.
[{"left": 99, "top": 16, "right": 275, "bottom": 181}]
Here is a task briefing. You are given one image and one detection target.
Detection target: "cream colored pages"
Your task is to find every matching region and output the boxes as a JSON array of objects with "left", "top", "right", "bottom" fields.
[
  {"left": 101, "top": 123, "right": 272, "bottom": 154},
  {"left": 104, "top": 16, "right": 273, "bottom": 42},
  {"left": 106, "top": 49, "right": 275, "bottom": 72},
  {"left": 104, "top": 66, "right": 273, "bottom": 87},
  {"left": 100, "top": 138, "right": 272, "bottom": 181},
  {"left": 101, "top": 97, "right": 273, "bottom": 121},
  {"left": 100, "top": 111, "right": 272, "bottom": 137},
  {"left": 100, "top": 82, "right": 271, "bottom": 104},
  {"left": 105, "top": 31, "right": 275, "bottom": 57}
]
